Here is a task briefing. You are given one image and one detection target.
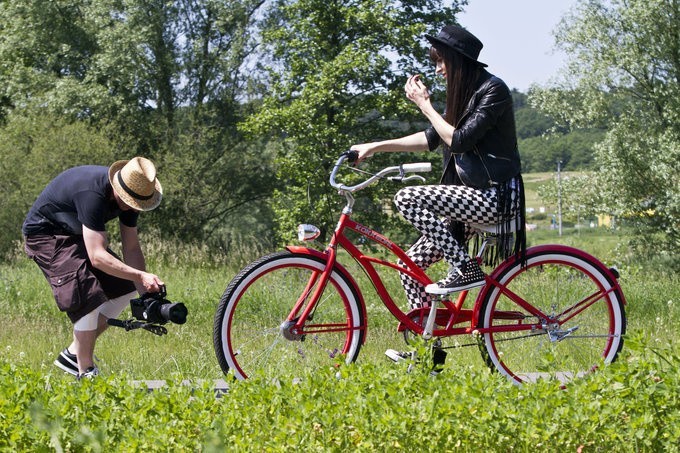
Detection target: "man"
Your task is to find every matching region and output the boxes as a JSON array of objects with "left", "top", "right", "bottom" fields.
[{"left": 23, "top": 157, "right": 165, "bottom": 379}]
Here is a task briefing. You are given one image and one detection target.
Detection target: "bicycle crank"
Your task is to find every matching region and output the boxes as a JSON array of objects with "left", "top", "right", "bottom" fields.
[{"left": 547, "top": 325, "right": 579, "bottom": 342}]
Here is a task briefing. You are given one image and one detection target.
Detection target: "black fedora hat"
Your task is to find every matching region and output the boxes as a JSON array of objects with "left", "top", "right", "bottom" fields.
[{"left": 425, "top": 25, "right": 487, "bottom": 67}]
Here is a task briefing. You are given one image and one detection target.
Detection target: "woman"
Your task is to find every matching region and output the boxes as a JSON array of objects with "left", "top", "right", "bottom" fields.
[{"left": 351, "top": 25, "right": 525, "bottom": 308}]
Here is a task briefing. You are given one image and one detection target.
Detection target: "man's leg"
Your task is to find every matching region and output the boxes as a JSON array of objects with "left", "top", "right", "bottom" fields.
[
  {"left": 68, "top": 292, "right": 134, "bottom": 373},
  {"left": 71, "top": 307, "right": 102, "bottom": 373},
  {"left": 72, "top": 329, "right": 97, "bottom": 373}
]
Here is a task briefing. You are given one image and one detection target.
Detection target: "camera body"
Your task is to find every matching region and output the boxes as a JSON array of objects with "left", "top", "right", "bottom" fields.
[{"left": 130, "top": 286, "right": 188, "bottom": 325}]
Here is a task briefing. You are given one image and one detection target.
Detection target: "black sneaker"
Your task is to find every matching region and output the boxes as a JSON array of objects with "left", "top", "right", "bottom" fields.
[
  {"left": 54, "top": 348, "right": 79, "bottom": 376},
  {"left": 426, "top": 261, "right": 486, "bottom": 295},
  {"left": 77, "top": 366, "right": 100, "bottom": 380}
]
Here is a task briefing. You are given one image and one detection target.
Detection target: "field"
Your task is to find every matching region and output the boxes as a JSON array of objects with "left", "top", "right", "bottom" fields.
[
  {"left": 1, "top": 183, "right": 679, "bottom": 449},
  {"left": 3, "top": 225, "right": 675, "bottom": 380}
]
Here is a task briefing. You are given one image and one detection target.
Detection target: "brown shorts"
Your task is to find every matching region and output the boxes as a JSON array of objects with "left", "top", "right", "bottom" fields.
[{"left": 24, "top": 235, "right": 136, "bottom": 323}]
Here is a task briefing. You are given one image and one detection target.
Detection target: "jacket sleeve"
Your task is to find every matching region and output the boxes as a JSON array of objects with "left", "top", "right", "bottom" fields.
[
  {"left": 450, "top": 79, "right": 513, "bottom": 154},
  {"left": 424, "top": 126, "right": 442, "bottom": 151}
]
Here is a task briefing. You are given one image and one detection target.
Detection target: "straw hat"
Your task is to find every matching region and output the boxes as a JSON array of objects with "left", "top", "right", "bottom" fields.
[{"left": 108, "top": 157, "right": 163, "bottom": 211}]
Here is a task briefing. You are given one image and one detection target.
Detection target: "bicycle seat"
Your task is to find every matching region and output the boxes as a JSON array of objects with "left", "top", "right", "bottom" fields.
[{"left": 468, "top": 221, "right": 517, "bottom": 235}]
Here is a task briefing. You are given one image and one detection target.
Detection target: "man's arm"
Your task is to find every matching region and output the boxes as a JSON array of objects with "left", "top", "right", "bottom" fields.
[{"left": 82, "top": 225, "right": 163, "bottom": 294}]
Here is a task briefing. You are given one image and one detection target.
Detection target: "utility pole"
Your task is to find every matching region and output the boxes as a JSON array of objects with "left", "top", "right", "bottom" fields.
[{"left": 557, "top": 160, "right": 563, "bottom": 236}]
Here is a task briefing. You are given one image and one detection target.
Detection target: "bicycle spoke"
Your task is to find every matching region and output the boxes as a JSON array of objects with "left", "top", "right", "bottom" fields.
[
  {"left": 214, "top": 252, "right": 364, "bottom": 380},
  {"left": 478, "top": 248, "right": 625, "bottom": 385}
]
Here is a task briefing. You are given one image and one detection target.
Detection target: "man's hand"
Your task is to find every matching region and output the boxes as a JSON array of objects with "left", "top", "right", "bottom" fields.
[{"left": 140, "top": 272, "right": 164, "bottom": 293}]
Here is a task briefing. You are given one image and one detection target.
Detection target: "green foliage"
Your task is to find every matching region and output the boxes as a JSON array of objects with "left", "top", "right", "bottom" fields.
[
  {"left": 149, "top": 118, "right": 280, "bottom": 253},
  {"left": 1, "top": 230, "right": 679, "bottom": 449},
  {"left": 0, "top": 0, "right": 262, "bottom": 134},
  {"left": 536, "top": 171, "right": 603, "bottom": 222},
  {"left": 511, "top": 91, "right": 604, "bottom": 172},
  {"left": 0, "top": 0, "right": 277, "bottom": 255},
  {"left": 512, "top": 90, "right": 558, "bottom": 140},
  {"left": 519, "top": 129, "right": 603, "bottom": 173},
  {"left": 0, "top": 112, "right": 120, "bottom": 258},
  {"left": 530, "top": 0, "right": 680, "bottom": 256},
  {"left": 0, "top": 335, "right": 678, "bottom": 451},
  {"left": 241, "top": 0, "right": 462, "bottom": 243}
]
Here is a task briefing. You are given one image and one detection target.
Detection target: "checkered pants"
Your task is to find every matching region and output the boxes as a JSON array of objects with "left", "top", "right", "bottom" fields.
[{"left": 394, "top": 184, "right": 511, "bottom": 308}]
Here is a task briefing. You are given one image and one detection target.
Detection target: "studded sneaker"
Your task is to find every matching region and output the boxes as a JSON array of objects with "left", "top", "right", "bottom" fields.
[
  {"left": 77, "top": 366, "right": 100, "bottom": 380},
  {"left": 385, "top": 349, "right": 415, "bottom": 363},
  {"left": 426, "top": 260, "right": 486, "bottom": 295}
]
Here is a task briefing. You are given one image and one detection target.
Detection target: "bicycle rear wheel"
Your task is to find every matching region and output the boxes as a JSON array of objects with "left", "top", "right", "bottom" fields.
[
  {"left": 477, "top": 245, "right": 626, "bottom": 385},
  {"left": 213, "top": 250, "right": 365, "bottom": 380}
]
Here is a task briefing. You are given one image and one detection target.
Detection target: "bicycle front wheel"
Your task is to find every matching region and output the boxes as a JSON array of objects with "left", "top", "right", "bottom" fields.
[
  {"left": 213, "top": 250, "right": 365, "bottom": 380},
  {"left": 477, "top": 245, "right": 626, "bottom": 385}
]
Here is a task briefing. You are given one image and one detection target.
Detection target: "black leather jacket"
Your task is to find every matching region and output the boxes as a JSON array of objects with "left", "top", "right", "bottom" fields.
[{"left": 425, "top": 70, "right": 521, "bottom": 189}]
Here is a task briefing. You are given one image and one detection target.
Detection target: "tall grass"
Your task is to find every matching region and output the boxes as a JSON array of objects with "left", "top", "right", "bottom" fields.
[{"left": 1, "top": 227, "right": 678, "bottom": 381}]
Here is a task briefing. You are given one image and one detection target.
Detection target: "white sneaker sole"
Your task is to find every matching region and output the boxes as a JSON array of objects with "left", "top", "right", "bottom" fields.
[
  {"left": 54, "top": 359, "right": 79, "bottom": 376},
  {"left": 385, "top": 349, "right": 411, "bottom": 363}
]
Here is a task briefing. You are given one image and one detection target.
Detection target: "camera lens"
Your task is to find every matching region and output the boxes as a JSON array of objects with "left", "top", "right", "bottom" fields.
[{"left": 160, "top": 302, "right": 188, "bottom": 324}]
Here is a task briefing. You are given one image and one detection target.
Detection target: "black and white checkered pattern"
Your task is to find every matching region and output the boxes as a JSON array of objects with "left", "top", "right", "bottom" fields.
[{"left": 394, "top": 184, "right": 514, "bottom": 308}]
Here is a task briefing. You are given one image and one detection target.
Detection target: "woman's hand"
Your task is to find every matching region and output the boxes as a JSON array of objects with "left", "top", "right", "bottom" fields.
[
  {"left": 404, "top": 74, "right": 431, "bottom": 110},
  {"left": 349, "top": 143, "right": 375, "bottom": 164}
]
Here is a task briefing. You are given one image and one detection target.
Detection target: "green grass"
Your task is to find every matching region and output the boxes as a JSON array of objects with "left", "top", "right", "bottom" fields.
[
  {"left": 1, "top": 173, "right": 678, "bottom": 450},
  {"left": 1, "top": 226, "right": 678, "bottom": 382}
]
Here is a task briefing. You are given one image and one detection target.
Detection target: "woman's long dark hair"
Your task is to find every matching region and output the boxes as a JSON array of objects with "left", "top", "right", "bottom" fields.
[{"left": 429, "top": 46, "right": 481, "bottom": 126}]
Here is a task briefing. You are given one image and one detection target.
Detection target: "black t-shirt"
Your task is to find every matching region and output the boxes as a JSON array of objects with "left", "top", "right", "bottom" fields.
[{"left": 22, "top": 165, "right": 139, "bottom": 236}]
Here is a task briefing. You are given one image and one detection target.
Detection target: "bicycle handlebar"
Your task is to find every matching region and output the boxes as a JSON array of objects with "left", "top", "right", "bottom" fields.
[{"left": 330, "top": 150, "right": 432, "bottom": 193}]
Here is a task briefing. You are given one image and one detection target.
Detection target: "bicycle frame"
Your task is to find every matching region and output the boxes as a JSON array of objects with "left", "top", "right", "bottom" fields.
[{"left": 284, "top": 153, "right": 624, "bottom": 343}]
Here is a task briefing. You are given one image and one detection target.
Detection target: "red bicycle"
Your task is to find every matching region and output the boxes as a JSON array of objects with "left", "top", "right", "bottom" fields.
[{"left": 213, "top": 151, "right": 626, "bottom": 385}]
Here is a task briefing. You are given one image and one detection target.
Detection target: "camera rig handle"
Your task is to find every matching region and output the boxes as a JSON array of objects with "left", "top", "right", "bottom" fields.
[{"left": 107, "top": 318, "right": 168, "bottom": 336}]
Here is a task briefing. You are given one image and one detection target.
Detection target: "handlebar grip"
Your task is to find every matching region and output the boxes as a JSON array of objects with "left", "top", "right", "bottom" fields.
[
  {"left": 107, "top": 318, "right": 127, "bottom": 328},
  {"left": 343, "top": 150, "right": 359, "bottom": 163},
  {"left": 401, "top": 162, "right": 432, "bottom": 173}
]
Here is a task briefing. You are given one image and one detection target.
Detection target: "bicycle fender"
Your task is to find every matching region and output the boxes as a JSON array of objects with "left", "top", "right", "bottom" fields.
[
  {"left": 472, "top": 244, "right": 627, "bottom": 326},
  {"left": 285, "top": 245, "right": 368, "bottom": 336},
  {"left": 522, "top": 244, "right": 626, "bottom": 304}
]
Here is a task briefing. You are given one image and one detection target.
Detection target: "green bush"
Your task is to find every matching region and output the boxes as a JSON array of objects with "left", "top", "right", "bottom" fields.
[
  {"left": 0, "top": 334, "right": 678, "bottom": 451},
  {"left": 0, "top": 113, "right": 120, "bottom": 258}
]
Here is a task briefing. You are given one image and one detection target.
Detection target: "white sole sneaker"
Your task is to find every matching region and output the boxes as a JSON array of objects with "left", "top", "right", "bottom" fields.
[
  {"left": 54, "top": 349, "right": 79, "bottom": 376},
  {"left": 425, "top": 279, "right": 485, "bottom": 295},
  {"left": 385, "top": 349, "right": 413, "bottom": 362}
]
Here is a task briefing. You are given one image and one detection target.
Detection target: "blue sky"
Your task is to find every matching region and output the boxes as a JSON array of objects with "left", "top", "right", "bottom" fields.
[{"left": 457, "top": 0, "right": 579, "bottom": 92}]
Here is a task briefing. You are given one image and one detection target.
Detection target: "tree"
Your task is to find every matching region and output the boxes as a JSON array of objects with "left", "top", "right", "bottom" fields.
[
  {"left": 530, "top": 0, "right": 680, "bottom": 259},
  {"left": 0, "top": 0, "right": 276, "bottom": 251},
  {"left": 537, "top": 172, "right": 603, "bottom": 226},
  {"left": 0, "top": 0, "right": 263, "bottom": 137},
  {"left": 519, "top": 129, "right": 603, "bottom": 173},
  {"left": 0, "top": 113, "right": 120, "bottom": 258},
  {"left": 241, "top": 0, "right": 465, "bottom": 244}
]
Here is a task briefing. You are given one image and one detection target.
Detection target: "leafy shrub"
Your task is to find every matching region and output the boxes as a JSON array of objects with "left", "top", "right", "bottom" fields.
[
  {"left": 0, "top": 113, "right": 119, "bottom": 258},
  {"left": 1, "top": 334, "right": 677, "bottom": 451}
]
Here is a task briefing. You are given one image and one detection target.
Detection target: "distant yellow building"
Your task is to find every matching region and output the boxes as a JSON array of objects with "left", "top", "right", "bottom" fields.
[{"left": 597, "top": 214, "right": 612, "bottom": 227}]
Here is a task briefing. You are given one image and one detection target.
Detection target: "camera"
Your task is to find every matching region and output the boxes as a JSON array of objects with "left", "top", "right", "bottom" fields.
[
  {"left": 130, "top": 285, "right": 187, "bottom": 325},
  {"left": 107, "top": 285, "right": 187, "bottom": 335}
]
